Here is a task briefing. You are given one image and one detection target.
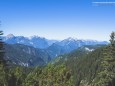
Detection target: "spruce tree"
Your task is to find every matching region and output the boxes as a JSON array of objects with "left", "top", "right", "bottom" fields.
[
  {"left": 0, "top": 31, "right": 8, "bottom": 86},
  {"left": 109, "top": 32, "right": 115, "bottom": 59},
  {"left": 0, "top": 30, "right": 5, "bottom": 64},
  {"left": 93, "top": 32, "right": 115, "bottom": 86},
  {"left": 109, "top": 31, "right": 115, "bottom": 47}
]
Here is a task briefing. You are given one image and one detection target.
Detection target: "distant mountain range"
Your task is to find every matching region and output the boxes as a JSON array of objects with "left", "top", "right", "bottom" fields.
[
  {"left": 5, "top": 44, "right": 106, "bottom": 67},
  {"left": 2, "top": 34, "right": 108, "bottom": 49},
  {"left": 2, "top": 34, "right": 109, "bottom": 66},
  {"left": 51, "top": 44, "right": 106, "bottom": 65},
  {"left": 2, "top": 34, "right": 57, "bottom": 49},
  {"left": 2, "top": 34, "right": 108, "bottom": 57}
]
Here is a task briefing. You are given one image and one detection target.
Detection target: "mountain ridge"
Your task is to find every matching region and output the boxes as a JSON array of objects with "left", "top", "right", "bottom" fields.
[{"left": 2, "top": 34, "right": 108, "bottom": 49}]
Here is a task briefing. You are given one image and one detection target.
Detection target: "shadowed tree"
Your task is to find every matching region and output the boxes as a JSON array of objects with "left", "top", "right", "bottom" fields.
[
  {"left": 0, "top": 31, "right": 5, "bottom": 64},
  {"left": 93, "top": 32, "right": 115, "bottom": 86},
  {"left": 0, "top": 31, "right": 8, "bottom": 86}
]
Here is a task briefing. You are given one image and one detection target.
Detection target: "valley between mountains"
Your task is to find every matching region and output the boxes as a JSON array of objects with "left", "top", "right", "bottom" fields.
[
  {"left": 3, "top": 34, "right": 108, "bottom": 67},
  {"left": 0, "top": 32, "right": 115, "bottom": 86}
]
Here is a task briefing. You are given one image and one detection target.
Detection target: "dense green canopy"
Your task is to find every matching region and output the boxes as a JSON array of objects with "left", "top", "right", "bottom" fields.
[{"left": 0, "top": 32, "right": 115, "bottom": 86}]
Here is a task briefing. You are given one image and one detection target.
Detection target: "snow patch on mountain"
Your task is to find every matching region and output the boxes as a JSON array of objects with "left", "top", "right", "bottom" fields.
[
  {"left": 2, "top": 34, "right": 108, "bottom": 50},
  {"left": 85, "top": 47, "right": 94, "bottom": 52}
]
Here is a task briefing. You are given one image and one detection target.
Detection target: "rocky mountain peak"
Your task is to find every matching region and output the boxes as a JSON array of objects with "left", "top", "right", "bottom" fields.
[{"left": 6, "top": 34, "right": 15, "bottom": 38}]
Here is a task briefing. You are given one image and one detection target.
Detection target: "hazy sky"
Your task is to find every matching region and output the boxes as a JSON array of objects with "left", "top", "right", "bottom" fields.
[{"left": 0, "top": 0, "right": 115, "bottom": 41}]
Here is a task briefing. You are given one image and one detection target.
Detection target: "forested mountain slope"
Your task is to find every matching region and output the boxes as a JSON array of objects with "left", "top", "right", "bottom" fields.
[
  {"left": 4, "top": 43, "right": 106, "bottom": 67},
  {"left": 53, "top": 33, "right": 115, "bottom": 86},
  {"left": 2, "top": 34, "right": 108, "bottom": 59},
  {"left": 51, "top": 44, "right": 106, "bottom": 65},
  {"left": 5, "top": 44, "right": 51, "bottom": 66},
  {"left": 0, "top": 31, "right": 115, "bottom": 86}
]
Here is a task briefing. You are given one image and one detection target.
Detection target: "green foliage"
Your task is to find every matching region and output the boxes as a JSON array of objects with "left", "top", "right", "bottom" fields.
[
  {"left": 109, "top": 31, "right": 115, "bottom": 47},
  {"left": 52, "top": 32, "right": 115, "bottom": 86},
  {"left": 92, "top": 32, "right": 115, "bottom": 86},
  {"left": 53, "top": 44, "right": 106, "bottom": 86},
  {"left": 5, "top": 44, "right": 51, "bottom": 66},
  {"left": 0, "top": 32, "right": 115, "bottom": 86},
  {"left": 0, "top": 31, "right": 8, "bottom": 86},
  {"left": 0, "top": 64, "right": 8, "bottom": 86},
  {"left": 23, "top": 64, "right": 74, "bottom": 86},
  {"left": 0, "top": 31, "right": 5, "bottom": 64}
]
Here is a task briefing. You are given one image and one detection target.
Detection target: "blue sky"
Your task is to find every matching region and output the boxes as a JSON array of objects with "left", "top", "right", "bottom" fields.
[{"left": 0, "top": 0, "right": 115, "bottom": 41}]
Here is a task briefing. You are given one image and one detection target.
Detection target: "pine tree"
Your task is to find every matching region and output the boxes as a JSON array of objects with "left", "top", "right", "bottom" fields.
[
  {"left": 109, "top": 31, "right": 115, "bottom": 47},
  {"left": 109, "top": 32, "right": 115, "bottom": 59},
  {"left": 0, "top": 31, "right": 8, "bottom": 86},
  {"left": 93, "top": 32, "right": 115, "bottom": 86},
  {"left": 0, "top": 31, "right": 5, "bottom": 64}
]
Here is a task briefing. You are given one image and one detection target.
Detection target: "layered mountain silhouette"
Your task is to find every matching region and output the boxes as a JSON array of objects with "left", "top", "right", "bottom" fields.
[{"left": 2, "top": 34, "right": 108, "bottom": 66}]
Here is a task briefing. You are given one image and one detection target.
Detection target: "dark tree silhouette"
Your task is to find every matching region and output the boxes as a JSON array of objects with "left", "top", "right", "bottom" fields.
[{"left": 0, "top": 31, "right": 5, "bottom": 64}]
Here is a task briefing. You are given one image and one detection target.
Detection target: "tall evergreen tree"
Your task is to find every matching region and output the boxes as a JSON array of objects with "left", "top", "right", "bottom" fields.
[
  {"left": 0, "top": 30, "right": 5, "bottom": 64},
  {"left": 109, "top": 32, "right": 115, "bottom": 59},
  {"left": 0, "top": 31, "right": 8, "bottom": 86},
  {"left": 93, "top": 32, "right": 115, "bottom": 86},
  {"left": 109, "top": 32, "right": 115, "bottom": 47}
]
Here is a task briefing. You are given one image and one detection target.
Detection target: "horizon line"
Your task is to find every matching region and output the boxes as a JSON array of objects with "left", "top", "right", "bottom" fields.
[{"left": 3, "top": 34, "right": 109, "bottom": 42}]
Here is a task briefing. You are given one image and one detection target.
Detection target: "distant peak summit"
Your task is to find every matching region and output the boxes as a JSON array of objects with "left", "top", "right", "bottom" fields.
[
  {"left": 65, "top": 37, "right": 77, "bottom": 41},
  {"left": 6, "top": 34, "right": 15, "bottom": 38},
  {"left": 30, "top": 35, "right": 45, "bottom": 39}
]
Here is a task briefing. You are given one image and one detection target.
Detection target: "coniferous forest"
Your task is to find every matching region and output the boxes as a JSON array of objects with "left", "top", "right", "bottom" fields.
[{"left": 0, "top": 31, "right": 115, "bottom": 86}]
